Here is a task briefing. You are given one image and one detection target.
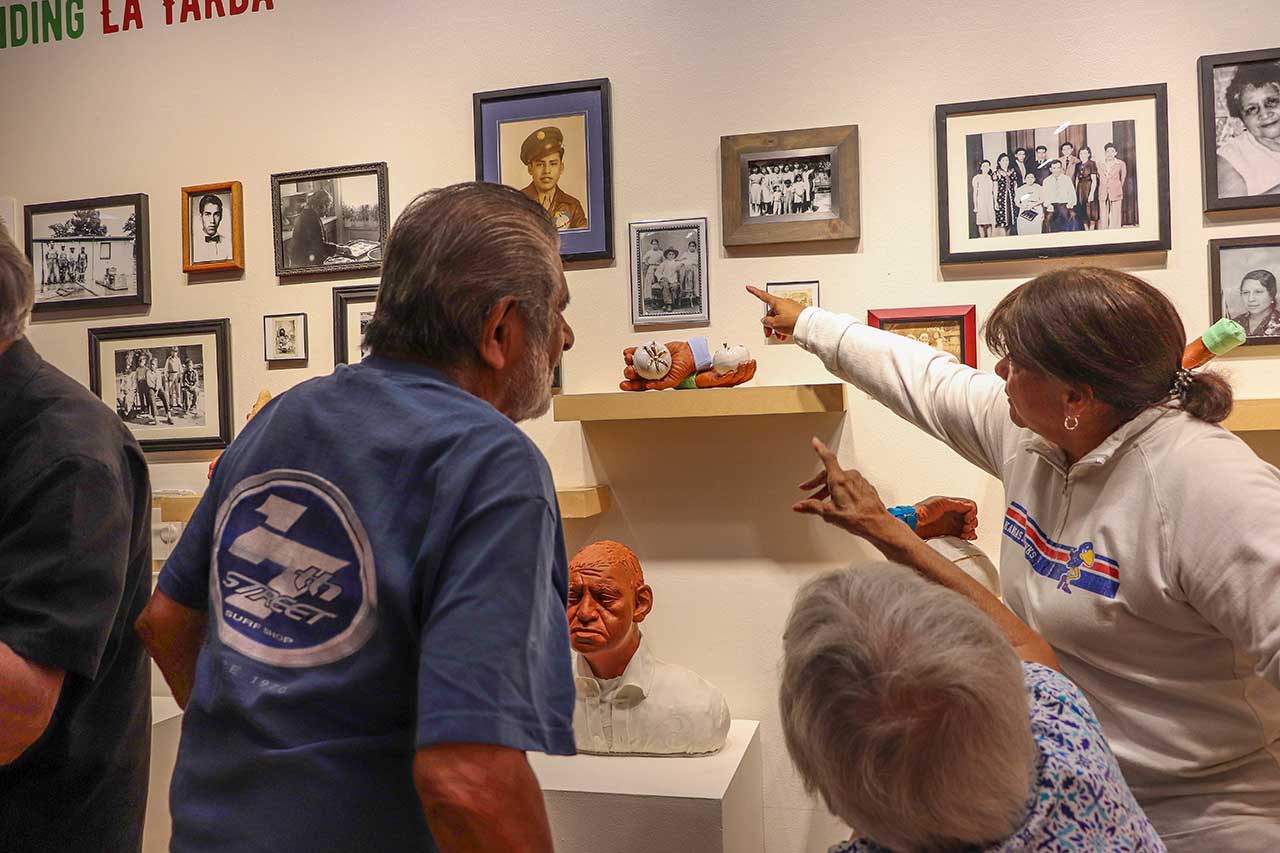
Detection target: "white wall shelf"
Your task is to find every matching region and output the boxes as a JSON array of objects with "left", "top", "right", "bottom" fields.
[{"left": 552, "top": 383, "right": 847, "bottom": 423}]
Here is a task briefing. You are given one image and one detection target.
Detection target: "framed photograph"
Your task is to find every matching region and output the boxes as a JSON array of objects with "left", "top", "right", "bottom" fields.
[
  {"left": 271, "top": 163, "right": 389, "bottom": 277},
  {"left": 474, "top": 78, "right": 613, "bottom": 262},
  {"left": 721, "top": 125, "right": 859, "bottom": 246},
  {"left": 628, "top": 217, "right": 709, "bottom": 327},
  {"left": 0, "top": 196, "right": 16, "bottom": 240},
  {"left": 552, "top": 361, "right": 563, "bottom": 394},
  {"left": 867, "top": 305, "right": 978, "bottom": 368},
  {"left": 333, "top": 284, "right": 378, "bottom": 366},
  {"left": 183, "top": 181, "right": 244, "bottom": 272},
  {"left": 1209, "top": 235, "right": 1280, "bottom": 346},
  {"left": 264, "top": 312, "right": 308, "bottom": 362},
  {"left": 88, "top": 318, "right": 232, "bottom": 452},
  {"left": 24, "top": 193, "right": 150, "bottom": 314},
  {"left": 936, "top": 84, "right": 1170, "bottom": 264},
  {"left": 1199, "top": 49, "right": 1280, "bottom": 212}
]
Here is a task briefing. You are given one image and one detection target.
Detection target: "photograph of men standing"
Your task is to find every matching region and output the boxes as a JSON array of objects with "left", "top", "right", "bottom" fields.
[
  {"left": 190, "top": 194, "right": 231, "bottom": 265},
  {"left": 519, "top": 126, "right": 588, "bottom": 231}
]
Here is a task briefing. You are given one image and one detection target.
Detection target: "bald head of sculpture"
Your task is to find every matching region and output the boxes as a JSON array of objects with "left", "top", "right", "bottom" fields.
[{"left": 568, "top": 541, "right": 654, "bottom": 671}]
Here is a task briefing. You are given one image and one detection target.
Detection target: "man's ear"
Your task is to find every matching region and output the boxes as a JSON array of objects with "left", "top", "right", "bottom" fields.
[
  {"left": 477, "top": 296, "right": 520, "bottom": 372},
  {"left": 632, "top": 584, "right": 653, "bottom": 623}
]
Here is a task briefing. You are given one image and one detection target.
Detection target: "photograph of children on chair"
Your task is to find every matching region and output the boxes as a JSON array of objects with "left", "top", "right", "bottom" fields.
[
  {"left": 635, "top": 227, "right": 705, "bottom": 319},
  {"left": 29, "top": 204, "right": 139, "bottom": 305}
]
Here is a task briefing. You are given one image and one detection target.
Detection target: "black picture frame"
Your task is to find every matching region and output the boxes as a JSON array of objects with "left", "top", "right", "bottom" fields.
[
  {"left": 271, "top": 162, "right": 389, "bottom": 277},
  {"left": 1198, "top": 48, "right": 1280, "bottom": 213},
  {"left": 24, "top": 193, "right": 150, "bottom": 316},
  {"left": 935, "top": 84, "right": 1171, "bottom": 264},
  {"left": 263, "top": 312, "right": 309, "bottom": 362},
  {"left": 473, "top": 78, "right": 614, "bottom": 263},
  {"left": 1208, "top": 234, "right": 1280, "bottom": 346},
  {"left": 333, "top": 284, "right": 378, "bottom": 366},
  {"left": 88, "top": 318, "right": 232, "bottom": 453}
]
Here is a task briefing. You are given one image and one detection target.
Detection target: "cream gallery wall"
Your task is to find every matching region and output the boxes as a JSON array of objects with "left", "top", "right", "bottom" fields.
[{"left": 3, "top": 1, "right": 1280, "bottom": 851}]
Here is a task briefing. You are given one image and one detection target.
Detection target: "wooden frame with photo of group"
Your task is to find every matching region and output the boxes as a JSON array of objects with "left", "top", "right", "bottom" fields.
[{"left": 867, "top": 305, "right": 978, "bottom": 368}]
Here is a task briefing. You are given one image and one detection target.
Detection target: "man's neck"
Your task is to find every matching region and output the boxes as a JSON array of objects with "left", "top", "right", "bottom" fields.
[
  {"left": 583, "top": 628, "right": 641, "bottom": 681},
  {"left": 374, "top": 350, "right": 513, "bottom": 419},
  {"left": 0, "top": 338, "right": 16, "bottom": 359}
]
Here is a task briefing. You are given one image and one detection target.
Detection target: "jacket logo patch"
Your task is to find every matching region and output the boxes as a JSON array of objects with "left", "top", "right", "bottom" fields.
[{"left": 1003, "top": 502, "right": 1119, "bottom": 599}]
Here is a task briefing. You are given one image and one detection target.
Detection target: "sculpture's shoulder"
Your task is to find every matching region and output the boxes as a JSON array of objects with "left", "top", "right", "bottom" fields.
[{"left": 643, "top": 655, "right": 731, "bottom": 753}]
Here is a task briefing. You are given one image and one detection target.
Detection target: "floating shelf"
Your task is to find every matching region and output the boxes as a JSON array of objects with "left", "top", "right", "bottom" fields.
[
  {"left": 557, "top": 485, "right": 612, "bottom": 519},
  {"left": 1223, "top": 399, "right": 1280, "bottom": 433},
  {"left": 553, "top": 383, "right": 847, "bottom": 423}
]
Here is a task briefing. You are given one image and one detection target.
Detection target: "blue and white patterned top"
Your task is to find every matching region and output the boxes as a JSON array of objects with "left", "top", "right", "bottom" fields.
[{"left": 831, "top": 662, "right": 1165, "bottom": 853}]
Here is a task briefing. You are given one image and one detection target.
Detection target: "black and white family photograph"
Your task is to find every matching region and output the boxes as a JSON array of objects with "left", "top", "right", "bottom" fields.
[
  {"left": 112, "top": 345, "right": 206, "bottom": 429},
  {"left": 745, "top": 153, "right": 831, "bottom": 220},
  {"left": 27, "top": 196, "right": 148, "bottom": 309},
  {"left": 264, "top": 313, "right": 307, "bottom": 362},
  {"left": 1211, "top": 237, "right": 1280, "bottom": 344},
  {"left": 1204, "top": 55, "right": 1280, "bottom": 206},
  {"left": 272, "top": 164, "right": 389, "bottom": 277},
  {"left": 629, "top": 218, "right": 709, "bottom": 326},
  {"left": 966, "top": 120, "right": 1137, "bottom": 239}
]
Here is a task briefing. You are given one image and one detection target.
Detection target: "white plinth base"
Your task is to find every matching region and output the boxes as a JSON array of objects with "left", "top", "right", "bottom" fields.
[{"left": 529, "top": 719, "right": 763, "bottom": 853}]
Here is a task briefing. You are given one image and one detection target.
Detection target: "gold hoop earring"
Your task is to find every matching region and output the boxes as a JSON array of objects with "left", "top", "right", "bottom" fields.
[{"left": 1064, "top": 415, "right": 1080, "bottom": 431}]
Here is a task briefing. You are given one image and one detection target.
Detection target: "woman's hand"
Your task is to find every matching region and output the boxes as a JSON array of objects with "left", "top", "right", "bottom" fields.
[
  {"left": 746, "top": 285, "right": 805, "bottom": 339},
  {"left": 793, "top": 438, "right": 898, "bottom": 540}
]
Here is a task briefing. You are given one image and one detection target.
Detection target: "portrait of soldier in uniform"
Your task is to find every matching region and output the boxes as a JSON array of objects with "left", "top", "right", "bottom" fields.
[
  {"left": 519, "top": 126, "right": 587, "bottom": 230},
  {"left": 498, "top": 115, "right": 591, "bottom": 232}
]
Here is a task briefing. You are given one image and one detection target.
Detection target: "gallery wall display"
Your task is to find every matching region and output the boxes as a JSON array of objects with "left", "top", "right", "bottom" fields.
[
  {"left": 474, "top": 78, "right": 614, "bottom": 263},
  {"left": 628, "top": 217, "right": 709, "bottom": 327},
  {"left": 867, "top": 305, "right": 978, "bottom": 368},
  {"left": 936, "top": 84, "right": 1170, "bottom": 264},
  {"left": 333, "top": 284, "right": 378, "bottom": 366},
  {"left": 182, "top": 181, "right": 244, "bottom": 273},
  {"left": 271, "top": 163, "right": 389, "bottom": 277},
  {"left": 24, "top": 193, "right": 151, "bottom": 315},
  {"left": 88, "top": 318, "right": 232, "bottom": 453},
  {"left": 1209, "top": 234, "right": 1280, "bottom": 345},
  {"left": 1199, "top": 48, "right": 1280, "bottom": 212},
  {"left": 263, "top": 312, "right": 308, "bottom": 362},
  {"left": 720, "top": 125, "right": 860, "bottom": 246}
]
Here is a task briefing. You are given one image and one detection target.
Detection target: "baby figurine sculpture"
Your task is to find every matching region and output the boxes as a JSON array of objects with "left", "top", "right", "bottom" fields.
[
  {"left": 568, "top": 540, "right": 731, "bottom": 756},
  {"left": 621, "top": 335, "right": 756, "bottom": 391}
]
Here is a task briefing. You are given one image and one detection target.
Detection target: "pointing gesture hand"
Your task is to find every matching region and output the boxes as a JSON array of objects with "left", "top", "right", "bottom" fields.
[{"left": 745, "top": 285, "right": 805, "bottom": 340}]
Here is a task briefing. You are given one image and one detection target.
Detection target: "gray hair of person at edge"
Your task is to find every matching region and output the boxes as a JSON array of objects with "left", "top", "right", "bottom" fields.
[
  {"left": 363, "top": 182, "right": 561, "bottom": 366},
  {"left": 0, "top": 232, "right": 35, "bottom": 344},
  {"left": 780, "top": 562, "right": 1035, "bottom": 852}
]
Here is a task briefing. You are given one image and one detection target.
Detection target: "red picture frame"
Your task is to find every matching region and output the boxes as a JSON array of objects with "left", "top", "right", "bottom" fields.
[{"left": 866, "top": 305, "right": 978, "bottom": 368}]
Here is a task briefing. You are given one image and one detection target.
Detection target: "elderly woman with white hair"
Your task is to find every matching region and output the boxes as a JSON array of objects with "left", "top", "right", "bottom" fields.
[{"left": 780, "top": 439, "right": 1164, "bottom": 852}]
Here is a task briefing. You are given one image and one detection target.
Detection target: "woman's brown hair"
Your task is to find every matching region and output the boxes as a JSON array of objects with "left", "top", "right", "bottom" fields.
[{"left": 984, "top": 267, "right": 1233, "bottom": 424}]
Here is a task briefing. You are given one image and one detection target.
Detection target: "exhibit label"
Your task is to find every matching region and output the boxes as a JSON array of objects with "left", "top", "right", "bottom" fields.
[{"left": 0, "top": 0, "right": 275, "bottom": 50}]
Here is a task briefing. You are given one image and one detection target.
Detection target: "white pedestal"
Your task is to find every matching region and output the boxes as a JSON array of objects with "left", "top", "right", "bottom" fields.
[
  {"left": 529, "top": 719, "right": 763, "bottom": 853},
  {"left": 143, "top": 697, "right": 183, "bottom": 853}
]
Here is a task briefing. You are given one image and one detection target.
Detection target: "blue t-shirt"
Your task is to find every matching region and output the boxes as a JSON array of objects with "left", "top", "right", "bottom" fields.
[
  {"left": 833, "top": 663, "right": 1165, "bottom": 853},
  {"left": 158, "top": 357, "right": 576, "bottom": 852}
]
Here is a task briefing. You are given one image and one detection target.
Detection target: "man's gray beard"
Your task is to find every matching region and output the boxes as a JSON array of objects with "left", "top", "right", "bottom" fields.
[{"left": 506, "top": 345, "right": 553, "bottom": 423}]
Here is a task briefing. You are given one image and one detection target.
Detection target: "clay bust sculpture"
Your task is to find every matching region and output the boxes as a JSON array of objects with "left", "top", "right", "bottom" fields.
[{"left": 568, "top": 540, "right": 731, "bottom": 756}]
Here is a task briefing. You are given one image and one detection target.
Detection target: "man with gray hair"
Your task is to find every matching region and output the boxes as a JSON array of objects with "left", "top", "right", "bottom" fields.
[
  {"left": 0, "top": 234, "right": 153, "bottom": 851},
  {"left": 138, "top": 182, "right": 576, "bottom": 853},
  {"left": 780, "top": 438, "right": 1163, "bottom": 852}
]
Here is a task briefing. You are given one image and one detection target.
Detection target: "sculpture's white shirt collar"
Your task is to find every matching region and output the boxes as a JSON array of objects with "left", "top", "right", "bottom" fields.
[{"left": 574, "top": 633, "right": 654, "bottom": 706}]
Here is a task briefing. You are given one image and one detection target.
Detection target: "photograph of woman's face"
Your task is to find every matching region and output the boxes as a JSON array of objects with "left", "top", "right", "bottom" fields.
[
  {"left": 1239, "top": 82, "right": 1280, "bottom": 144},
  {"left": 1241, "top": 277, "right": 1274, "bottom": 314}
]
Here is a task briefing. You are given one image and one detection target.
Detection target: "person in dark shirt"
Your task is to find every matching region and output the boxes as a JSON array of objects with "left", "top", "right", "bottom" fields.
[
  {"left": 288, "top": 188, "right": 353, "bottom": 268},
  {"left": 0, "top": 233, "right": 153, "bottom": 852}
]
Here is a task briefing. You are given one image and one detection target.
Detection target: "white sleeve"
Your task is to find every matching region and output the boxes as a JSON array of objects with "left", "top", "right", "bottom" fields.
[{"left": 794, "top": 306, "right": 1020, "bottom": 479}]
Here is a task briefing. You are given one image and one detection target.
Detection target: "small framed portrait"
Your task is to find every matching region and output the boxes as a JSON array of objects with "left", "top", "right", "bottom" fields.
[
  {"left": 764, "top": 281, "right": 820, "bottom": 344},
  {"left": 474, "top": 78, "right": 613, "bottom": 263},
  {"left": 628, "top": 217, "right": 709, "bottom": 328},
  {"left": 88, "top": 318, "right": 232, "bottom": 452},
  {"left": 0, "top": 196, "right": 16, "bottom": 240},
  {"left": 333, "top": 284, "right": 378, "bottom": 366},
  {"left": 1199, "top": 48, "right": 1280, "bottom": 212},
  {"left": 867, "top": 305, "right": 978, "bottom": 368},
  {"left": 263, "top": 312, "right": 308, "bottom": 362},
  {"left": 271, "top": 163, "right": 389, "bottom": 277},
  {"left": 1209, "top": 235, "right": 1280, "bottom": 346},
  {"left": 721, "top": 125, "right": 859, "bottom": 246},
  {"left": 24, "top": 193, "right": 150, "bottom": 315},
  {"left": 936, "top": 84, "right": 1170, "bottom": 264},
  {"left": 182, "top": 181, "right": 244, "bottom": 272}
]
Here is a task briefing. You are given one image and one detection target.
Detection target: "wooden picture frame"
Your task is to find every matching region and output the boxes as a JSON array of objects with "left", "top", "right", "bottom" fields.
[
  {"left": 867, "top": 305, "right": 978, "bottom": 368},
  {"left": 183, "top": 181, "right": 244, "bottom": 273},
  {"left": 721, "top": 125, "right": 860, "bottom": 246},
  {"left": 1208, "top": 234, "right": 1280, "bottom": 346},
  {"left": 88, "top": 318, "right": 233, "bottom": 452},
  {"left": 25, "top": 193, "right": 150, "bottom": 316},
  {"left": 936, "top": 84, "right": 1170, "bottom": 264},
  {"left": 333, "top": 284, "right": 378, "bottom": 366},
  {"left": 263, "top": 312, "right": 308, "bottom": 362},
  {"left": 271, "top": 163, "right": 389, "bottom": 277},
  {"left": 1198, "top": 48, "right": 1280, "bottom": 213},
  {"left": 474, "top": 78, "right": 614, "bottom": 263}
]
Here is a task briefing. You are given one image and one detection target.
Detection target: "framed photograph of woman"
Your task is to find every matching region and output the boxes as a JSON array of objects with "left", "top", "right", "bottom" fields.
[
  {"left": 333, "top": 284, "right": 378, "bottom": 366},
  {"left": 721, "top": 125, "right": 859, "bottom": 246},
  {"left": 936, "top": 84, "right": 1170, "bottom": 264},
  {"left": 1199, "top": 48, "right": 1280, "bottom": 212},
  {"left": 183, "top": 181, "right": 244, "bottom": 273},
  {"left": 24, "top": 193, "right": 150, "bottom": 315},
  {"left": 628, "top": 217, "right": 709, "bottom": 328},
  {"left": 1209, "top": 235, "right": 1280, "bottom": 346},
  {"left": 88, "top": 318, "right": 232, "bottom": 452},
  {"left": 271, "top": 163, "right": 389, "bottom": 277},
  {"left": 264, "top": 312, "right": 308, "bottom": 362},
  {"left": 867, "top": 305, "right": 977, "bottom": 368},
  {"left": 474, "top": 78, "right": 613, "bottom": 263}
]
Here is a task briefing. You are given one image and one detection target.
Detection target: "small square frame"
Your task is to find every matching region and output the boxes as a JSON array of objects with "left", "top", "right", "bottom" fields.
[
  {"left": 182, "top": 181, "right": 245, "bottom": 273},
  {"left": 628, "top": 217, "right": 710, "bottom": 328},
  {"left": 1208, "top": 234, "right": 1280, "bottom": 347},
  {"left": 867, "top": 305, "right": 978, "bottom": 368},
  {"left": 263, "top": 312, "right": 309, "bottom": 362}
]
